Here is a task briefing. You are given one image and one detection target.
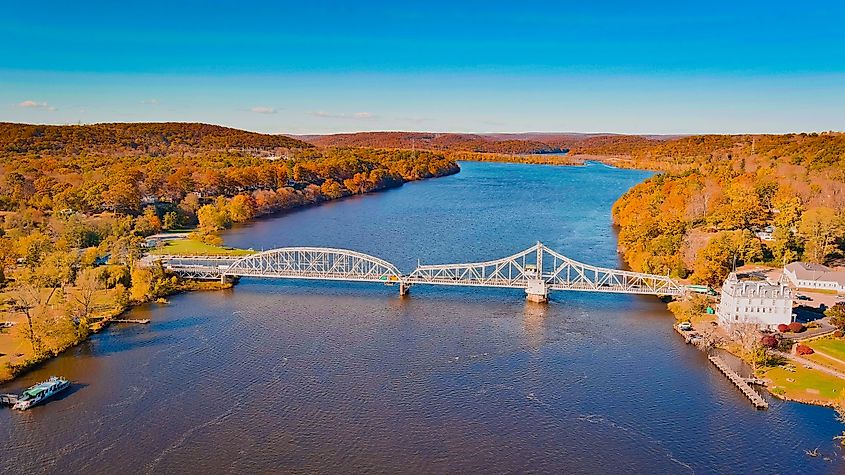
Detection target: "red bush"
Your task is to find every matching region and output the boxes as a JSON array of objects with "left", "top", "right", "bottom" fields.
[
  {"left": 795, "top": 344, "right": 814, "bottom": 355},
  {"left": 788, "top": 322, "right": 805, "bottom": 333},
  {"left": 777, "top": 324, "right": 789, "bottom": 333},
  {"left": 834, "top": 330, "right": 844, "bottom": 338},
  {"left": 760, "top": 335, "right": 779, "bottom": 348}
]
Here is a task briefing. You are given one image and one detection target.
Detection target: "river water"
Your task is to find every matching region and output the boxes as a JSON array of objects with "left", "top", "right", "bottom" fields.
[{"left": 1, "top": 161, "right": 843, "bottom": 473}]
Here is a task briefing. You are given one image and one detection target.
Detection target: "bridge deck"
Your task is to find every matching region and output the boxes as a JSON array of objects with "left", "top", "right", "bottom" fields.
[{"left": 156, "top": 242, "right": 686, "bottom": 297}]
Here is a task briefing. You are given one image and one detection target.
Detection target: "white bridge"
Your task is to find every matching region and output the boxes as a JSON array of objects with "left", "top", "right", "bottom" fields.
[{"left": 156, "top": 242, "right": 685, "bottom": 302}]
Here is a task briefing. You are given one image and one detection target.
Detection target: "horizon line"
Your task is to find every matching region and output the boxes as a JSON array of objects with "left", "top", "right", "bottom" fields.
[{"left": 2, "top": 120, "right": 842, "bottom": 137}]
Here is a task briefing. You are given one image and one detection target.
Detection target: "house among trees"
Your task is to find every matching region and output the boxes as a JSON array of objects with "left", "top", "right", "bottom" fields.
[
  {"left": 783, "top": 262, "right": 845, "bottom": 294},
  {"left": 753, "top": 225, "right": 775, "bottom": 242},
  {"left": 717, "top": 273, "right": 794, "bottom": 328}
]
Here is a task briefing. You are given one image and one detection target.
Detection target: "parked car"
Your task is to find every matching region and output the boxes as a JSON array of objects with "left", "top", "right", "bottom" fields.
[
  {"left": 797, "top": 295, "right": 812, "bottom": 301},
  {"left": 678, "top": 322, "right": 693, "bottom": 331}
]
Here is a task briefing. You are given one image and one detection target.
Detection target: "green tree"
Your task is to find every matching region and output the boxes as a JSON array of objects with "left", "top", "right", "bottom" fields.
[
  {"left": 799, "top": 207, "right": 843, "bottom": 263},
  {"left": 162, "top": 211, "right": 180, "bottom": 230},
  {"left": 825, "top": 303, "right": 845, "bottom": 331},
  {"left": 134, "top": 206, "right": 162, "bottom": 236}
]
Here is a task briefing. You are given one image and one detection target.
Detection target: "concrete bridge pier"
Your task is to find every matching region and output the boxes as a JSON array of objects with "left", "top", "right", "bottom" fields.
[
  {"left": 525, "top": 278, "right": 549, "bottom": 303},
  {"left": 399, "top": 282, "right": 411, "bottom": 297}
]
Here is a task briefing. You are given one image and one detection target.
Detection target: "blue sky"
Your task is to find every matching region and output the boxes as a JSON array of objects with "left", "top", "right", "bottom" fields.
[{"left": 2, "top": 1, "right": 844, "bottom": 134}]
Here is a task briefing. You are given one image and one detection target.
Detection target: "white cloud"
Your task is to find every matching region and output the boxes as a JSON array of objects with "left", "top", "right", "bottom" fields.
[
  {"left": 17, "top": 100, "right": 56, "bottom": 111},
  {"left": 312, "top": 111, "right": 375, "bottom": 119},
  {"left": 140, "top": 99, "right": 160, "bottom": 105},
  {"left": 250, "top": 106, "right": 277, "bottom": 114}
]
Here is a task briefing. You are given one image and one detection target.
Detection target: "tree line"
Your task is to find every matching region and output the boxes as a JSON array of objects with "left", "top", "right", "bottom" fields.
[
  {"left": 611, "top": 133, "right": 845, "bottom": 286},
  {"left": 0, "top": 125, "right": 458, "bottom": 370}
]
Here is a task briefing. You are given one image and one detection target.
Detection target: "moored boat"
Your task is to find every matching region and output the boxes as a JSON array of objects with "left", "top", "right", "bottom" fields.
[{"left": 13, "top": 377, "right": 71, "bottom": 410}]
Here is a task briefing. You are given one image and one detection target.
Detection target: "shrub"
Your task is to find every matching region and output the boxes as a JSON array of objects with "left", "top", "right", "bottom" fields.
[
  {"left": 760, "top": 335, "right": 779, "bottom": 349},
  {"left": 777, "top": 323, "right": 789, "bottom": 333},
  {"left": 834, "top": 330, "right": 844, "bottom": 338},
  {"left": 777, "top": 338, "right": 794, "bottom": 352},
  {"left": 795, "top": 344, "right": 814, "bottom": 355},
  {"left": 788, "top": 322, "right": 805, "bottom": 333}
]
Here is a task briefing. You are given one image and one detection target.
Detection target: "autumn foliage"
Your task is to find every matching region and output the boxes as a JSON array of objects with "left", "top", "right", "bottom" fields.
[
  {"left": 795, "top": 344, "right": 814, "bottom": 355},
  {"left": 611, "top": 132, "right": 845, "bottom": 286},
  {"left": 760, "top": 335, "right": 779, "bottom": 349}
]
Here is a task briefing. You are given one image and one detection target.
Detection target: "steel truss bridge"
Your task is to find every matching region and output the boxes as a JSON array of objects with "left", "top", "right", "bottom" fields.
[{"left": 155, "top": 243, "right": 685, "bottom": 301}]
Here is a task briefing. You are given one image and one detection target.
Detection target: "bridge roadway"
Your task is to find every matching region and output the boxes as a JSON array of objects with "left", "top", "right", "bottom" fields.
[{"left": 154, "top": 242, "right": 686, "bottom": 302}]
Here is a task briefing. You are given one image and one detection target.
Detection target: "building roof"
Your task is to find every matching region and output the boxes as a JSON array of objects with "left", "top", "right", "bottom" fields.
[
  {"left": 722, "top": 273, "right": 792, "bottom": 299},
  {"left": 785, "top": 261, "right": 845, "bottom": 285}
]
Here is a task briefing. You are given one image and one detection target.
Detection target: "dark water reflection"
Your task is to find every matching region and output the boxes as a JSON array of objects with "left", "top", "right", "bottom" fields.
[{"left": 2, "top": 162, "right": 843, "bottom": 473}]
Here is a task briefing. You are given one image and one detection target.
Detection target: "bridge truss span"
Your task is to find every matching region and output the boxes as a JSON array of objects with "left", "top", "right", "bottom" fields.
[
  {"left": 406, "top": 244, "right": 541, "bottom": 288},
  {"left": 406, "top": 242, "right": 684, "bottom": 298},
  {"left": 224, "top": 247, "right": 404, "bottom": 284},
  {"left": 540, "top": 245, "right": 683, "bottom": 296},
  {"left": 157, "top": 242, "right": 685, "bottom": 300}
]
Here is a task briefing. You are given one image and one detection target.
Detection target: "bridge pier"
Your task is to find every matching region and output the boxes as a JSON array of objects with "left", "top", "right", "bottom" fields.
[
  {"left": 399, "top": 282, "right": 411, "bottom": 297},
  {"left": 525, "top": 278, "right": 549, "bottom": 303}
]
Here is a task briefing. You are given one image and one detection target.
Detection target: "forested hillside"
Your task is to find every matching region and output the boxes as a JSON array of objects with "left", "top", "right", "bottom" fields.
[
  {"left": 0, "top": 122, "right": 310, "bottom": 156},
  {"left": 611, "top": 132, "right": 845, "bottom": 286},
  {"left": 298, "top": 131, "right": 676, "bottom": 156},
  {"left": 0, "top": 123, "right": 458, "bottom": 376},
  {"left": 299, "top": 131, "right": 567, "bottom": 154}
]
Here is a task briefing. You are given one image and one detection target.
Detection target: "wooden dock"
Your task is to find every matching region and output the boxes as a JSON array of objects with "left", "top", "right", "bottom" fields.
[
  {"left": 708, "top": 355, "right": 768, "bottom": 409},
  {"left": 112, "top": 319, "right": 151, "bottom": 324}
]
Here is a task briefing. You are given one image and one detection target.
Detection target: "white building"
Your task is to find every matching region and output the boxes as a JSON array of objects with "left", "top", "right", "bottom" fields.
[
  {"left": 717, "top": 273, "right": 794, "bottom": 328},
  {"left": 783, "top": 262, "right": 845, "bottom": 294},
  {"left": 753, "top": 225, "right": 775, "bottom": 242}
]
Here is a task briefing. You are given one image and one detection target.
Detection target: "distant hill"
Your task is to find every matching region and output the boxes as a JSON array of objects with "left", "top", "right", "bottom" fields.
[
  {"left": 0, "top": 122, "right": 311, "bottom": 155},
  {"left": 296, "top": 132, "right": 563, "bottom": 154},
  {"left": 295, "top": 131, "right": 677, "bottom": 154}
]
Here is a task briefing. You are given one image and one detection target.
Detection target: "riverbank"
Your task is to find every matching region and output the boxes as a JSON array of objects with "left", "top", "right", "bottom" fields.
[
  {"left": 0, "top": 162, "right": 462, "bottom": 384},
  {"left": 667, "top": 292, "right": 845, "bottom": 411},
  {"left": 4, "top": 159, "right": 841, "bottom": 473},
  {"left": 0, "top": 279, "right": 232, "bottom": 383}
]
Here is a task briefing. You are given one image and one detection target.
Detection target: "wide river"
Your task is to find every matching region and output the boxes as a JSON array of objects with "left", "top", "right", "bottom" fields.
[{"left": 2, "top": 161, "right": 843, "bottom": 473}]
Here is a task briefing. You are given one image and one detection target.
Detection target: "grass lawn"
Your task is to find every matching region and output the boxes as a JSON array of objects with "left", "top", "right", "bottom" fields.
[
  {"left": 150, "top": 239, "right": 255, "bottom": 256},
  {"left": 808, "top": 337, "right": 845, "bottom": 361},
  {"left": 763, "top": 364, "right": 844, "bottom": 404},
  {"left": 806, "top": 353, "right": 845, "bottom": 374}
]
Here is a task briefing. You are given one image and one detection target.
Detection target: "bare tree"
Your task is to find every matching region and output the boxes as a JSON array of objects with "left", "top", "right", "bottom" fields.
[
  {"left": 10, "top": 281, "right": 45, "bottom": 355},
  {"left": 68, "top": 267, "right": 103, "bottom": 338},
  {"left": 727, "top": 322, "right": 765, "bottom": 372}
]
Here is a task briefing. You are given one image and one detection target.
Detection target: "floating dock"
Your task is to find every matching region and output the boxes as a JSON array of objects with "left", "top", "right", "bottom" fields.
[
  {"left": 112, "top": 319, "right": 150, "bottom": 324},
  {"left": 708, "top": 355, "right": 768, "bottom": 409}
]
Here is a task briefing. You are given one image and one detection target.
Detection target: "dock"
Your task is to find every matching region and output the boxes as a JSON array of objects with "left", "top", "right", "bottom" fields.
[
  {"left": 0, "top": 393, "right": 18, "bottom": 407},
  {"left": 674, "top": 324, "right": 706, "bottom": 349},
  {"left": 708, "top": 355, "right": 768, "bottom": 409},
  {"left": 112, "top": 319, "right": 151, "bottom": 324}
]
